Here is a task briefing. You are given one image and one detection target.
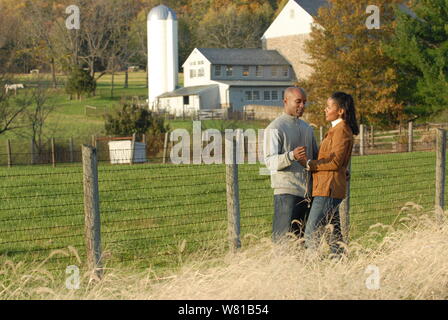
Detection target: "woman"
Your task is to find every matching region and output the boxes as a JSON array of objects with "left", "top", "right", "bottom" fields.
[{"left": 297, "top": 92, "right": 359, "bottom": 256}]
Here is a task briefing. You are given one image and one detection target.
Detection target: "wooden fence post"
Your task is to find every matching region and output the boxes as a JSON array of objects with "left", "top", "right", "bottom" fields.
[
  {"left": 339, "top": 160, "right": 351, "bottom": 243},
  {"left": 69, "top": 137, "right": 74, "bottom": 163},
  {"left": 82, "top": 145, "right": 103, "bottom": 278},
  {"left": 370, "top": 125, "right": 374, "bottom": 148},
  {"left": 435, "top": 129, "right": 446, "bottom": 216},
  {"left": 163, "top": 132, "right": 169, "bottom": 164},
  {"left": 130, "top": 133, "right": 136, "bottom": 165},
  {"left": 30, "top": 139, "right": 36, "bottom": 165},
  {"left": 408, "top": 121, "right": 413, "bottom": 152},
  {"left": 6, "top": 139, "right": 12, "bottom": 168},
  {"left": 360, "top": 124, "right": 365, "bottom": 156},
  {"left": 225, "top": 136, "right": 241, "bottom": 252},
  {"left": 51, "top": 137, "right": 56, "bottom": 167}
]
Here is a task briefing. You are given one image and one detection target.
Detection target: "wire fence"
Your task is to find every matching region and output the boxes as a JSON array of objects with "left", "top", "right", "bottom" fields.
[
  {"left": 1, "top": 122, "right": 447, "bottom": 167},
  {"left": 0, "top": 129, "right": 446, "bottom": 274}
]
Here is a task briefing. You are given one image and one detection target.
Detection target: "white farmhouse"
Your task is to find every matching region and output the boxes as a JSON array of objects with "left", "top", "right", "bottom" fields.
[
  {"left": 157, "top": 48, "right": 294, "bottom": 115},
  {"left": 149, "top": 1, "right": 333, "bottom": 116},
  {"left": 262, "top": 0, "right": 328, "bottom": 81}
]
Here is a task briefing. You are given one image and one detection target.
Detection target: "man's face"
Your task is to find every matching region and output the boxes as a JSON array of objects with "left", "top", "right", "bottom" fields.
[{"left": 284, "top": 89, "right": 307, "bottom": 118}]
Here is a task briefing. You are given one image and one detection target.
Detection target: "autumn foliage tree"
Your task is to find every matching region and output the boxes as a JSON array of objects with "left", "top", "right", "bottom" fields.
[{"left": 299, "top": 0, "right": 404, "bottom": 127}]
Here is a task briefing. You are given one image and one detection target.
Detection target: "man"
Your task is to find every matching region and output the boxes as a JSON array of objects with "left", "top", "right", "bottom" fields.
[{"left": 264, "top": 87, "right": 318, "bottom": 242}]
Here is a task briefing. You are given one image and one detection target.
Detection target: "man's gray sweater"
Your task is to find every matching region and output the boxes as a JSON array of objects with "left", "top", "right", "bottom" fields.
[{"left": 263, "top": 113, "right": 318, "bottom": 197}]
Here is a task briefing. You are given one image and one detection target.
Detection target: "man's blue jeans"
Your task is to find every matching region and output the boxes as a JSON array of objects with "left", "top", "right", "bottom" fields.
[
  {"left": 272, "top": 194, "right": 310, "bottom": 242},
  {"left": 304, "top": 196, "right": 345, "bottom": 254}
]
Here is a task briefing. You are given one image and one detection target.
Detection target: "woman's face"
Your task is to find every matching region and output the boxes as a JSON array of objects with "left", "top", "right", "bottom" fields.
[{"left": 325, "top": 98, "right": 343, "bottom": 122}]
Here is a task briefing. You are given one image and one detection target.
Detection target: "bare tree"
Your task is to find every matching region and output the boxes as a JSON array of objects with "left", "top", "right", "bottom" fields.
[
  {"left": 25, "top": 84, "right": 55, "bottom": 156},
  {"left": 106, "top": 0, "right": 140, "bottom": 97},
  {"left": 0, "top": 6, "right": 29, "bottom": 135}
]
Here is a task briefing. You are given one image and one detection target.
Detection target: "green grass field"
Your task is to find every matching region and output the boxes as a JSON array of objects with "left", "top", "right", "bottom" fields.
[
  {"left": 0, "top": 149, "right": 443, "bottom": 275},
  {"left": 0, "top": 71, "right": 445, "bottom": 277}
]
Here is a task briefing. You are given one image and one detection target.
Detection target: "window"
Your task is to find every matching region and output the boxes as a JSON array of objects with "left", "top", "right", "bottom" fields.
[
  {"left": 226, "top": 65, "right": 233, "bottom": 76},
  {"left": 264, "top": 91, "right": 271, "bottom": 101},
  {"left": 255, "top": 66, "right": 263, "bottom": 77},
  {"left": 281, "top": 90, "right": 285, "bottom": 100},
  {"left": 190, "top": 69, "right": 196, "bottom": 78},
  {"left": 242, "top": 66, "right": 250, "bottom": 77},
  {"left": 198, "top": 68, "right": 205, "bottom": 77},
  {"left": 271, "top": 90, "right": 279, "bottom": 101},
  {"left": 253, "top": 90, "right": 260, "bottom": 101},
  {"left": 245, "top": 91, "right": 252, "bottom": 101},
  {"left": 271, "top": 66, "right": 278, "bottom": 77},
  {"left": 183, "top": 96, "right": 190, "bottom": 105},
  {"left": 282, "top": 66, "right": 289, "bottom": 77},
  {"left": 215, "top": 65, "right": 221, "bottom": 76}
]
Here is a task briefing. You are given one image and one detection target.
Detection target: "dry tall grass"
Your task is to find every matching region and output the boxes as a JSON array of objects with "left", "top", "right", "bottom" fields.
[{"left": 1, "top": 205, "right": 447, "bottom": 300}]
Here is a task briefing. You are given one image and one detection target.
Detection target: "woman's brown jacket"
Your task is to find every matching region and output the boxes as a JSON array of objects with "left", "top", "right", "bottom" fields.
[{"left": 309, "top": 121, "right": 354, "bottom": 199}]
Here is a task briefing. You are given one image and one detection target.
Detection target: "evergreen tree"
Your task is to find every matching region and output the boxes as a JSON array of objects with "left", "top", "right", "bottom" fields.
[
  {"left": 65, "top": 68, "right": 96, "bottom": 100},
  {"left": 385, "top": 0, "right": 448, "bottom": 118}
]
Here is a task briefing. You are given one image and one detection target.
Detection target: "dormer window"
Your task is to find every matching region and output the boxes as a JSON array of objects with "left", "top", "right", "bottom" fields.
[
  {"left": 271, "top": 66, "right": 278, "bottom": 77},
  {"left": 226, "top": 65, "right": 233, "bottom": 77},
  {"left": 255, "top": 66, "right": 263, "bottom": 77},
  {"left": 215, "top": 65, "right": 222, "bottom": 76},
  {"left": 282, "top": 66, "right": 289, "bottom": 77}
]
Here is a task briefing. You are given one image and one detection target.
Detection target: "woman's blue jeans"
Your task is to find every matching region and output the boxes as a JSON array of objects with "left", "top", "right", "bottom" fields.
[{"left": 304, "top": 196, "right": 345, "bottom": 254}]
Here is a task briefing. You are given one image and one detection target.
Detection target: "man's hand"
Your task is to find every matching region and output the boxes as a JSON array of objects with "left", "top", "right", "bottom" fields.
[{"left": 294, "top": 146, "right": 307, "bottom": 166}]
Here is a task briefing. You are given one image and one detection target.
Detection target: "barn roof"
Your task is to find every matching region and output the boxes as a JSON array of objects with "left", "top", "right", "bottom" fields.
[
  {"left": 197, "top": 48, "right": 290, "bottom": 66},
  {"left": 158, "top": 85, "right": 218, "bottom": 98},
  {"left": 293, "top": 0, "right": 328, "bottom": 16}
]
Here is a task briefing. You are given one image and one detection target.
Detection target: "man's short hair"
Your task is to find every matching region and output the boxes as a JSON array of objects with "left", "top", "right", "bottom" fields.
[{"left": 284, "top": 87, "right": 307, "bottom": 99}]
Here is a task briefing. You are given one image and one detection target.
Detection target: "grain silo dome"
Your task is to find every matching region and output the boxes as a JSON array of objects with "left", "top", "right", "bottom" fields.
[{"left": 147, "top": 5, "right": 177, "bottom": 21}]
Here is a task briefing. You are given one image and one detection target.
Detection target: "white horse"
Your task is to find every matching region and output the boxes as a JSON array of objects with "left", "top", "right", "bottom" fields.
[{"left": 4, "top": 84, "right": 25, "bottom": 95}]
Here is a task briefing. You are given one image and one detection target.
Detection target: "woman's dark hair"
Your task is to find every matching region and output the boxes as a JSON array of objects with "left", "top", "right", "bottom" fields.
[{"left": 330, "top": 92, "right": 359, "bottom": 135}]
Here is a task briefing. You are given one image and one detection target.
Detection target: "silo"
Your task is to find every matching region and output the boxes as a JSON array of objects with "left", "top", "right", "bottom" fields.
[{"left": 147, "top": 5, "right": 178, "bottom": 110}]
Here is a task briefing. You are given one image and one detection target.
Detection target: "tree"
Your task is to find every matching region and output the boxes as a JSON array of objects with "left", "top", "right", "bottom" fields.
[
  {"left": 23, "top": 0, "right": 66, "bottom": 88},
  {"left": 385, "top": 0, "right": 448, "bottom": 118},
  {"left": 106, "top": 0, "right": 140, "bottom": 97},
  {"left": 104, "top": 103, "right": 169, "bottom": 137},
  {"left": 196, "top": 2, "right": 273, "bottom": 48},
  {"left": 299, "top": 0, "right": 404, "bottom": 127},
  {"left": 0, "top": 4, "right": 28, "bottom": 135},
  {"left": 65, "top": 68, "right": 96, "bottom": 100},
  {"left": 21, "top": 84, "right": 55, "bottom": 156}
]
